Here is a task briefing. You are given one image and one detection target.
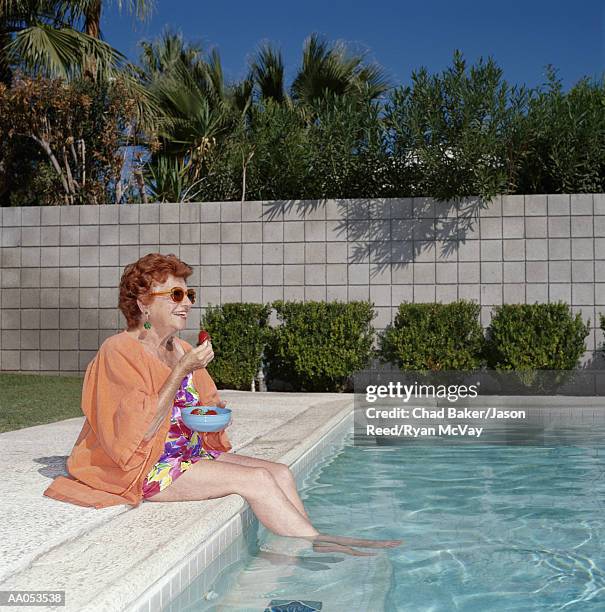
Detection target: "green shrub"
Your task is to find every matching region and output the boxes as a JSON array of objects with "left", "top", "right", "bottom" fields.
[
  {"left": 201, "top": 303, "right": 272, "bottom": 390},
  {"left": 483, "top": 302, "right": 589, "bottom": 370},
  {"left": 265, "top": 300, "right": 376, "bottom": 392},
  {"left": 377, "top": 300, "right": 485, "bottom": 370}
]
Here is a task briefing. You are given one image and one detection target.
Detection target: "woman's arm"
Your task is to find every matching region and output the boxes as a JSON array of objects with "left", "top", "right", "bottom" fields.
[{"left": 141, "top": 363, "right": 187, "bottom": 443}]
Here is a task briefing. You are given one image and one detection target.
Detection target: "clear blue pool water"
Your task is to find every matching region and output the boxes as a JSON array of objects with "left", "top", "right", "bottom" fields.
[{"left": 171, "top": 426, "right": 605, "bottom": 611}]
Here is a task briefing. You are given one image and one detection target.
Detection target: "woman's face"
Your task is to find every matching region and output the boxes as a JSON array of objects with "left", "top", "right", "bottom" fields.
[{"left": 138, "top": 273, "right": 193, "bottom": 334}]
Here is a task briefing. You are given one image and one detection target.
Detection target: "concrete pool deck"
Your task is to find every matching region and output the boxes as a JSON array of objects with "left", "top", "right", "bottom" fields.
[
  {"left": 2, "top": 392, "right": 605, "bottom": 611},
  {"left": 0, "top": 390, "right": 353, "bottom": 612}
]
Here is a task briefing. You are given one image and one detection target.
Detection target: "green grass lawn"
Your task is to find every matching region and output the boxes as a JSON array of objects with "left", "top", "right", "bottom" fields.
[{"left": 0, "top": 373, "right": 85, "bottom": 433}]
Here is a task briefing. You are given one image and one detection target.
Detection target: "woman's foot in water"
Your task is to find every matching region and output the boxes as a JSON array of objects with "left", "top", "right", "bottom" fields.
[
  {"left": 311, "top": 534, "right": 403, "bottom": 549},
  {"left": 312, "top": 541, "right": 377, "bottom": 557}
]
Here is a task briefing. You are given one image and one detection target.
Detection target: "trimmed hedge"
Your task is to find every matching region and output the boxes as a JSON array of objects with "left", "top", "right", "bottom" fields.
[
  {"left": 201, "top": 303, "right": 271, "bottom": 390},
  {"left": 377, "top": 300, "right": 485, "bottom": 370},
  {"left": 483, "top": 302, "right": 590, "bottom": 370},
  {"left": 264, "top": 300, "right": 376, "bottom": 392}
]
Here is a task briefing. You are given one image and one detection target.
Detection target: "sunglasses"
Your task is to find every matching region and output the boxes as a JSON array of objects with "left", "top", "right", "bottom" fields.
[{"left": 149, "top": 287, "right": 196, "bottom": 304}]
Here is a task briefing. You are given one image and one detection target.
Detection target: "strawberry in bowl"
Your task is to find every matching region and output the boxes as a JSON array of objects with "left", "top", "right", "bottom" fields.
[{"left": 181, "top": 404, "right": 231, "bottom": 432}]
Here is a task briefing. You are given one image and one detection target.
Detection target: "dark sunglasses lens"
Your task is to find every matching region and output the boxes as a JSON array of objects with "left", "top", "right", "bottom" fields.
[
  {"left": 187, "top": 290, "right": 196, "bottom": 304},
  {"left": 171, "top": 288, "right": 185, "bottom": 302}
]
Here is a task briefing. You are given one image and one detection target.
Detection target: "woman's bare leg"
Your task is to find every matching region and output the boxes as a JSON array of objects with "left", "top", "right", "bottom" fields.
[
  {"left": 215, "top": 453, "right": 403, "bottom": 550},
  {"left": 145, "top": 459, "right": 319, "bottom": 537},
  {"left": 215, "top": 452, "right": 311, "bottom": 520}
]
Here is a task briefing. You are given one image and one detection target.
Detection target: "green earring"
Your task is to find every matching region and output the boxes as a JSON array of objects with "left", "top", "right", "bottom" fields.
[{"left": 143, "top": 312, "right": 151, "bottom": 330}]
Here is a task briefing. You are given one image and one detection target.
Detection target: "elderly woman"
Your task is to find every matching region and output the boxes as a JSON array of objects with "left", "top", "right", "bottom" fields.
[{"left": 44, "top": 253, "right": 401, "bottom": 555}]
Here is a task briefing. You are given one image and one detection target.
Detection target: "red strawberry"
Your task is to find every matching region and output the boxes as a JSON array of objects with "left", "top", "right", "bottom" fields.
[
  {"left": 190, "top": 408, "right": 204, "bottom": 415},
  {"left": 198, "top": 330, "right": 210, "bottom": 345},
  {"left": 205, "top": 410, "right": 218, "bottom": 415}
]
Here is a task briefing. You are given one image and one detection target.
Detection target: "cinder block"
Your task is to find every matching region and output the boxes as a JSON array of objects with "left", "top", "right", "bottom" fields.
[
  {"left": 159, "top": 203, "right": 180, "bottom": 223},
  {"left": 201, "top": 265, "right": 220, "bottom": 286},
  {"left": 180, "top": 244, "right": 200, "bottom": 266},
  {"left": 480, "top": 283, "right": 503, "bottom": 305},
  {"left": 548, "top": 238, "right": 571, "bottom": 260},
  {"left": 220, "top": 201, "right": 242, "bottom": 222},
  {"left": 99, "top": 287, "right": 118, "bottom": 308},
  {"left": 503, "top": 283, "right": 525, "bottom": 303},
  {"left": 242, "top": 201, "right": 262, "bottom": 222},
  {"left": 305, "top": 285, "right": 327, "bottom": 301},
  {"left": 305, "top": 264, "right": 326, "bottom": 285},
  {"left": 458, "top": 240, "right": 479, "bottom": 261},
  {"left": 326, "top": 199, "right": 347, "bottom": 220},
  {"left": 572, "top": 261, "right": 594, "bottom": 282},
  {"left": 59, "top": 350, "right": 78, "bottom": 370},
  {"left": 241, "top": 265, "right": 262, "bottom": 286},
  {"left": 548, "top": 194, "right": 570, "bottom": 216},
  {"left": 40, "top": 289, "right": 59, "bottom": 308},
  {"left": 413, "top": 262, "right": 435, "bottom": 284},
  {"left": 1, "top": 288, "right": 19, "bottom": 308},
  {"left": 347, "top": 285, "right": 369, "bottom": 300},
  {"left": 22, "top": 248, "right": 41, "bottom": 267},
  {"left": 80, "top": 309, "right": 98, "bottom": 329},
  {"left": 303, "top": 220, "right": 325, "bottom": 242},
  {"left": 263, "top": 221, "right": 284, "bottom": 243},
  {"left": 549, "top": 283, "right": 571, "bottom": 304},
  {"left": 262, "top": 264, "right": 283, "bottom": 286},
  {"left": 159, "top": 224, "right": 178, "bottom": 244},
  {"left": 348, "top": 263, "right": 369, "bottom": 284},
  {"left": 242, "top": 285, "right": 263, "bottom": 302},
  {"left": 525, "top": 217, "right": 547, "bottom": 238},
  {"left": 436, "top": 284, "right": 458, "bottom": 303},
  {"left": 99, "top": 309, "right": 119, "bottom": 329},
  {"left": 526, "top": 239, "right": 548, "bottom": 260},
  {"left": 60, "top": 225, "right": 79, "bottom": 246},
  {"left": 327, "top": 264, "right": 347, "bottom": 285},
  {"left": 221, "top": 244, "right": 241, "bottom": 265},
  {"left": 21, "top": 267, "right": 40, "bottom": 287},
  {"left": 240, "top": 243, "right": 261, "bottom": 265},
  {"left": 20, "top": 289, "right": 40, "bottom": 308},
  {"left": 458, "top": 284, "right": 480, "bottom": 302},
  {"left": 304, "top": 243, "right": 326, "bottom": 264},
  {"left": 392, "top": 284, "right": 413, "bottom": 303},
  {"left": 136, "top": 203, "right": 159, "bottom": 224},
  {"left": 414, "top": 284, "right": 436, "bottom": 302},
  {"left": 549, "top": 260, "right": 571, "bottom": 282},
  {"left": 39, "top": 268, "right": 59, "bottom": 287},
  {"left": 415, "top": 241, "right": 436, "bottom": 263},
  {"left": 2, "top": 248, "right": 21, "bottom": 267},
  {"left": 391, "top": 198, "right": 413, "bottom": 218},
  {"left": 369, "top": 263, "right": 391, "bottom": 284},
  {"left": 119, "top": 205, "right": 138, "bottom": 224},
  {"left": 525, "top": 194, "right": 547, "bottom": 216},
  {"left": 481, "top": 262, "right": 502, "bottom": 283},
  {"left": 480, "top": 217, "right": 502, "bottom": 239},
  {"left": 326, "top": 220, "right": 347, "bottom": 242},
  {"left": 436, "top": 262, "right": 457, "bottom": 284},
  {"left": 119, "top": 245, "right": 140, "bottom": 266},
  {"left": 548, "top": 217, "right": 571, "bottom": 237},
  {"left": 60, "top": 206, "right": 79, "bottom": 225},
  {"left": 526, "top": 284, "right": 548, "bottom": 302},
  {"left": 59, "top": 310, "right": 78, "bottom": 330},
  {"left": 20, "top": 329, "right": 39, "bottom": 349},
  {"left": 526, "top": 261, "right": 547, "bottom": 283},
  {"left": 327, "top": 285, "right": 347, "bottom": 301},
  {"left": 220, "top": 265, "right": 242, "bottom": 286},
  {"left": 100, "top": 225, "right": 119, "bottom": 245},
  {"left": 40, "top": 226, "right": 60, "bottom": 246},
  {"left": 284, "top": 286, "right": 305, "bottom": 301},
  {"left": 284, "top": 243, "right": 305, "bottom": 264},
  {"left": 571, "top": 216, "right": 594, "bottom": 237},
  {"left": 504, "top": 261, "right": 525, "bottom": 282},
  {"left": 78, "top": 287, "right": 99, "bottom": 308},
  {"left": 80, "top": 205, "right": 100, "bottom": 225},
  {"left": 22, "top": 226, "right": 41, "bottom": 247},
  {"left": 392, "top": 240, "right": 414, "bottom": 263},
  {"left": 391, "top": 263, "right": 413, "bottom": 283},
  {"left": 1, "top": 330, "right": 19, "bottom": 349},
  {"left": 412, "top": 218, "right": 435, "bottom": 241},
  {"left": 263, "top": 243, "right": 283, "bottom": 264},
  {"left": 571, "top": 194, "right": 593, "bottom": 215},
  {"left": 262, "top": 286, "right": 283, "bottom": 303},
  {"left": 242, "top": 222, "right": 262, "bottom": 243},
  {"left": 480, "top": 240, "right": 502, "bottom": 261},
  {"left": 572, "top": 284, "right": 594, "bottom": 305},
  {"left": 571, "top": 238, "right": 594, "bottom": 260},
  {"left": 594, "top": 194, "right": 605, "bottom": 215},
  {"left": 502, "top": 195, "right": 524, "bottom": 216}
]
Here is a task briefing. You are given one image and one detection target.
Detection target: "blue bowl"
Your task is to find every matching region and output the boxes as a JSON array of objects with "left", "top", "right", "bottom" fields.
[{"left": 180, "top": 406, "right": 232, "bottom": 432}]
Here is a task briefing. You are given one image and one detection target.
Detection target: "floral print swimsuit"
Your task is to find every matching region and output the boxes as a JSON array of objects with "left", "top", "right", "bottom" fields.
[{"left": 142, "top": 372, "right": 223, "bottom": 499}]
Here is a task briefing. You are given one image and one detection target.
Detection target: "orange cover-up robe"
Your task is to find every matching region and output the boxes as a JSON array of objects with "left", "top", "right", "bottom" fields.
[{"left": 42, "top": 330, "right": 232, "bottom": 509}]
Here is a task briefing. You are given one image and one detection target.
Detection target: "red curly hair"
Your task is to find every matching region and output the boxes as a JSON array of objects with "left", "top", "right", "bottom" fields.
[{"left": 119, "top": 253, "right": 193, "bottom": 329}]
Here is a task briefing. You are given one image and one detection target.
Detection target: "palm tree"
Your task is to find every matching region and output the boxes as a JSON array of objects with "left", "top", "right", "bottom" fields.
[
  {"left": 291, "top": 32, "right": 391, "bottom": 106},
  {"left": 0, "top": 0, "right": 153, "bottom": 82}
]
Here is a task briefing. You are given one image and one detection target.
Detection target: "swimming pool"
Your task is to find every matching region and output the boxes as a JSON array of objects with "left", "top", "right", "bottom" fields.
[{"left": 167, "top": 423, "right": 605, "bottom": 611}]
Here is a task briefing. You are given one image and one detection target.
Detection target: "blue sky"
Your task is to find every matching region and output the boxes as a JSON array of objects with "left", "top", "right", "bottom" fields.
[{"left": 101, "top": 0, "right": 604, "bottom": 92}]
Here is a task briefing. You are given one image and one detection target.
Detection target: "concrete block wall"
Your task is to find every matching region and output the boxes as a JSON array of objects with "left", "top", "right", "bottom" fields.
[{"left": 1, "top": 195, "right": 604, "bottom": 375}]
